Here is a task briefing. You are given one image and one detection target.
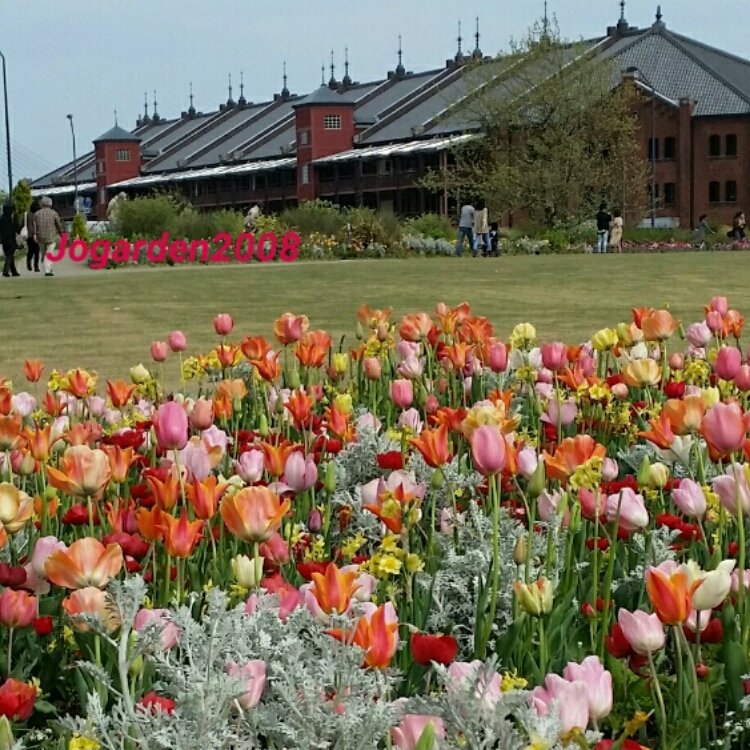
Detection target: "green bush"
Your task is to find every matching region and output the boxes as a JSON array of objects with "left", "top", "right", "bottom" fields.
[
  {"left": 280, "top": 200, "right": 346, "bottom": 237},
  {"left": 622, "top": 227, "right": 693, "bottom": 243},
  {"left": 114, "top": 194, "right": 181, "bottom": 239},
  {"left": 12, "top": 180, "right": 32, "bottom": 222},
  {"left": 71, "top": 213, "right": 89, "bottom": 242},
  {"left": 344, "top": 206, "right": 401, "bottom": 247},
  {"left": 403, "top": 213, "right": 454, "bottom": 240}
]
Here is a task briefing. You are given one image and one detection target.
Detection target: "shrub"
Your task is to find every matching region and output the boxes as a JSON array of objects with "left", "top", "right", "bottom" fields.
[
  {"left": 114, "top": 194, "right": 181, "bottom": 239},
  {"left": 280, "top": 199, "right": 346, "bottom": 237},
  {"left": 71, "top": 213, "right": 90, "bottom": 242},
  {"left": 402, "top": 213, "right": 454, "bottom": 240},
  {"left": 344, "top": 206, "right": 401, "bottom": 248},
  {"left": 12, "top": 180, "right": 32, "bottom": 221}
]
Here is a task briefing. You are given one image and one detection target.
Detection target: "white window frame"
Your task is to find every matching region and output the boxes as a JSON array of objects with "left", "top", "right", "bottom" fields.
[
  {"left": 116, "top": 149, "right": 131, "bottom": 162},
  {"left": 301, "top": 164, "right": 310, "bottom": 185},
  {"left": 299, "top": 130, "right": 309, "bottom": 145},
  {"left": 323, "top": 114, "right": 341, "bottom": 130}
]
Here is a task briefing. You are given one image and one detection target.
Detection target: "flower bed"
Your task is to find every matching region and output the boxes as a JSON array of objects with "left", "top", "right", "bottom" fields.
[{"left": 2, "top": 300, "right": 750, "bottom": 748}]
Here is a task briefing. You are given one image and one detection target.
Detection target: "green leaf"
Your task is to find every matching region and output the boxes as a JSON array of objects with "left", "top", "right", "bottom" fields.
[{"left": 413, "top": 722, "right": 436, "bottom": 750}]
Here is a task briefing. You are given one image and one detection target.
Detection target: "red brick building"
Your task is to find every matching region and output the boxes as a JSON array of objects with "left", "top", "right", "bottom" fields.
[{"left": 32, "top": 5, "right": 750, "bottom": 229}]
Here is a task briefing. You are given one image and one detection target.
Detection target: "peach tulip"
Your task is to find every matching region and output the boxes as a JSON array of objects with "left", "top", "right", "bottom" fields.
[
  {"left": 621, "top": 358, "right": 661, "bottom": 388},
  {"left": 156, "top": 509, "right": 204, "bottom": 558},
  {"left": 62, "top": 586, "right": 120, "bottom": 632},
  {"left": 0, "top": 589, "right": 36, "bottom": 629},
  {"left": 44, "top": 537, "right": 124, "bottom": 589},
  {"left": 46, "top": 445, "right": 112, "bottom": 499},
  {"left": 220, "top": 486, "right": 290, "bottom": 543},
  {"left": 640, "top": 309, "right": 679, "bottom": 341},
  {"left": 701, "top": 401, "right": 747, "bottom": 459},
  {"left": 273, "top": 312, "right": 309, "bottom": 345},
  {"left": 363, "top": 357, "right": 382, "bottom": 380},
  {"left": 189, "top": 399, "right": 214, "bottom": 430}
]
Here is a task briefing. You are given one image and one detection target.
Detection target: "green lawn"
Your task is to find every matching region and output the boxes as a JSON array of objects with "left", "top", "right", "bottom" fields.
[{"left": 0, "top": 253, "right": 743, "bottom": 385}]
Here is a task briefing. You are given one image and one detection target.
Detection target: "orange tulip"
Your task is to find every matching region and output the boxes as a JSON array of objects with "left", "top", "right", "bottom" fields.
[
  {"left": 428, "top": 407, "right": 468, "bottom": 434},
  {"left": 310, "top": 563, "right": 359, "bottom": 615},
  {"left": 441, "top": 343, "right": 473, "bottom": 372},
  {"left": 43, "top": 391, "right": 66, "bottom": 417},
  {"left": 457, "top": 316, "right": 494, "bottom": 345},
  {"left": 250, "top": 351, "right": 282, "bottom": 382},
  {"left": 215, "top": 379, "right": 248, "bottom": 403},
  {"left": 273, "top": 312, "right": 310, "bottom": 345},
  {"left": 0, "top": 415, "right": 22, "bottom": 451},
  {"left": 135, "top": 506, "right": 165, "bottom": 542},
  {"left": 157, "top": 508, "right": 204, "bottom": 558},
  {"left": 410, "top": 425, "right": 452, "bottom": 468},
  {"left": 62, "top": 587, "right": 120, "bottom": 632},
  {"left": 241, "top": 335, "right": 272, "bottom": 362},
  {"left": 0, "top": 388, "right": 10, "bottom": 416},
  {"left": 543, "top": 435, "right": 606, "bottom": 484},
  {"left": 557, "top": 365, "right": 597, "bottom": 391},
  {"left": 328, "top": 603, "right": 399, "bottom": 669},
  {"left": 285, "top": 389, "right": 315, "bottom": 429},
  {"left": 145, "top": 472, "right": 180, "bottom": 512},
  {"left": 645, "top": 562, "right": 700, "bottom": 625},
  {"left": 23, "top": 425, "right": 52, "bottom": 462},
  {"left": 62, "top": 422, "right": 102, "bottom": 447},
  {"left": 33, "top": 494, "right": 60, "bottom": 521},
  {"left": 640, "top": 309, "right": 679, "bottom": 341},
  {"left": 260, "top": 441, "right": 297, "bottom": 478},
  {"left": 61, "top": 369, "right": 95, "bottom": 398},
  {"left": 631, "top": 306, "right": 652, "bottom": 328},
  {"left": 399, "top": 313, "right": 433, "bottom": 342},
  {"left": 362, "top": 482, "right": 420, "bottom": 535},
  {"left": 102, "top": 445, "right": 138, "bottom": 484},
  {"left": 358, "top": 305, "right": 393, "bottom": 329},
  {"left": 216, "top": 343, "right": 242, "bottom": 369},
  {"left": 220, "top": 486, "right": 290, "bottom": 543},
  {"left": 0, "top": 588, "right": 37, "bottom": 628},
  {"left": 213, "top": 393, "right": 233, "bottom": 421},
  {"left": 23, "top": 359, "right": 44, "bottom": 383},
  {"left": 45, "top": 537, "right": 124, "bottom": 589},
  {"left": 106, "top": 379, "right": 136, "bottom": 408},
  {"left": 46, "top": 445, "right": 111, "bottom": 499},
  {"left": 185, "top": 475, "right": 227, "bottom": 520},
  {"left": 662, "top": 396, "right": 705, "bottom": 434},
  {"left": 638, "top": 412, "right": 676, "bottom": 450},
  {"left": 296, "top": 331, "right": 332, "bottom": 368},
  {"left": 324, "top": 405, "right": 355, "bottom": 443},
  {"left": 724, "top": 309, "right": 745, "bottom": 339}
]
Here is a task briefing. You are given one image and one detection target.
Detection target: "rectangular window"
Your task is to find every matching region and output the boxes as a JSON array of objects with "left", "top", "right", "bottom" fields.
[
  {"left": 709, "top": 135, "right": 721, "bottom": 157},
  {"left": 301, "top": 164, "right": 309, "bottom": 185},
  {"left": 726, "top": 134, "right": 738, "bottom": 157},
  {"left": 664, "top": 183, "right": 675, "bottom": 206},
  {"left": 97, "top": 160, "right": 105, "bottom": 175},
  {"left": 709, "top": 181, "right": 721, "bottom": 203},
  {"left": 298, "top": 130, "right": 309, "bottom": 146},
  {"left": 663, "top": 137, "right": 676, "bottom": 160},
  {"left": 726, "top": 180, "right": 737, "bottom": 203},
  {"left": 115, "top": 149, "right": 130, "bottom": 162},
  {"left": 648, "top": 137, "right": 659, "bottom": 161},
  {"left": 99, "top": 188, "right": 106, "bottom": 205},
  {"left": 323, "top": 114, "right": 341, "bottom": 130}
]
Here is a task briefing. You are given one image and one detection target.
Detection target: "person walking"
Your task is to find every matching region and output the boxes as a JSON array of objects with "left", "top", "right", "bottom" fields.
[
  {"left": 32, "top": 196, "right": 63, "bottom": 277},
  {"left": 0, "top": 203, "right": 21, "bottom": 277},
  {"left": 728, "top": 211, "right": 746, "bottom": 241},
  {"left": 609, "top": 209, "right": 623, "bottom": 253},
  {"left": 455, "top": 201, "right": 475, "bottom": 257},
  {"left": 25, "top": 199, "right": 40, "bottom": 272},
  {"left": 473, "top": 202, "right": 490, "bottom": 256},
  {"left": 595, "top": 202, "right": 611, "bottom": 254},
  {"left": 693, "top": 214, "right": 711, "bottom": 249}
]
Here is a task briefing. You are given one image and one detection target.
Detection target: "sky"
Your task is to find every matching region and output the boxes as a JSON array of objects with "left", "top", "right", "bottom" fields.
[{"left": 1, "top": 0, "right": 749, "bottom": 189}]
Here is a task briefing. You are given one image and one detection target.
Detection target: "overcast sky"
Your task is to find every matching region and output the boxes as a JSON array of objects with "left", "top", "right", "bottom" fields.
[{"left": 1, "top": 0, "right": 749, "bottom": 189}]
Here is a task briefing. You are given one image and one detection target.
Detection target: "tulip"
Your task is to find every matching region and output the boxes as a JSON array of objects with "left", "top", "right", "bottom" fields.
[
  {"left": 153, "top": 402, "right": 188, "bottom": 451},
  {"left": 273, "top": 313, "right": 309, "bottom": 345},
  {"left": 701, "top": 402, "right": 747, "bottom": 458},
  {"left": 220, "top": 486, "right": 290, "bottom": 543},
  {"left": 640, "top": 309, "right": 678, "bottom": 341},
  {"left": 23, "top": 359, "right": 44, "bottom": 383},
  {"left": 617, "top": 608, "right": 665, "bottom": 655},
  {"left": 62, "top": 587, "right": 120, "bottom": 633},
  {"left": 30, "top": 536, "right": 66, "bottom": 579},
  {"left": 46, "top": 445, "right": 112, "bottom": 499},
  {"left": 410, "top": 632, "right": 458, "bottom": 666},
  {"left": 134, "top": 608, "right": 179, "bottom": 650},
  {"left": 672, "top": 478, "right": 706, "bottom": 518},
  {"left": 260, "top": 532, "right": 289, "bottom": 567},
  {"left": 168, "top": 330, "right": 187, "bottom": 352},
  {"left": 235, "top": 449, "right": 265, "bottom": 484},
  {"left": 0, "top": 589, "right": 36, "bottom": 629},
  {"left": 713, "top": 464, "right": 750, "bottom": 516},
  {"left": 213, "top": 313, "right": 234, "bottom": 336},
  {"left": 563, "top": 655, "right": 613, "bottom": 721},
  {"left": 44, "top": 537, "right": 124, "bottom": 589},
  {"left": 685, "top": 321, "right": 712, "bottom": 348},
  {"left": 602, "top": 457, "right": 618, "bottom": 481},
  {"left": 531, "top": 674, "right": 589, "bottom": 733},
  {"left": 0, "top": 678, "right": 37, "bottom": 721},
  {"left": 706, "top": 310, "right": 723, "bottom": 333},
  {"left": 446, "top": 660, "right": 503, "bottom": 709},
  {"left": 538, "top": 489, "right": 569, "bottom": 526},
  {"left": 306, "top": 563, "right": 359, "bottom": 617},
  {"left": 226, "top": 660, "right": 266, "bottom": 709},
  {"left": 605, "top": 487, "right": 648, "bottom": 531},
  {"left": 390, "top": 379, "right": 413, "bottom": 409},
  {"left": 189, "top": 399, "right": 214, "bottom": 430},
  {"left": 647, "top": 462, "right": 670, "bottom": 489},
  {"left": 542, "top": 397, "right": 577, "bottom": 427},
  {"left": 156, "top": 508, "right": 205, "bottom": 558},
  {"left": 232, "top": 554, "right": 262, "bottom": 589},
  {"left": 692, "top": 559, "right": 736, "bottom": 611},
  {"left": 470, "top": 425, "right": 507, "bottom": 476},
  {"left": 150, "top": 341, "right": 168, "bottom": 362},
  {"left": 363, "top": 357, "right": 382, "bottom": 380},
  {"left": 486, "top": 341, "right": 508, "bottom": 373},
  {"left": 645, "top": 560, "right": 697, "bottom": 624},
  {"left": 621, "top": 358, "right": 661, "bottom": 387},
  {"left": 541, "top": 341, "right": 568, "bottom": 371},
  {"left": 514, "top": 578, "right": 553, "bottom": 616},
  {"left": 391, "top": 715, "right": 446, "bottom": 750},
  {"left": 731, "top": 569, "right": 750, "bottom": 592},
  {"left": 735, "top": 365, "right": 750, "bottom": 392},
  {"left": 410, "top": 424, "right": 452, "bottom": 468},
  {"left": 591, "top": 328, "right": 618, "bottom": 351},
  {"left": 398, "top": 408, "right": 423, "bottom": 433},
  {"left": 327, "top": 602, "right": 399, "bottom": 669},
  {"left": 517, "top": 447, "right": 539, "bottom": 478},
  {"left": 716, "top": 346, "right": 742, "bottom": 380},
  {"left": 282, "top": 452, "right": 318, "bottom": 492},
  {"left": 669, "top": 353, "right": 685, "bottom": 370}
]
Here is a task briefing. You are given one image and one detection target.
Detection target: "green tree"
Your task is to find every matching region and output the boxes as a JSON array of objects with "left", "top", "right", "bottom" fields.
[
  {"left": 12, "top": 179, "right": 32, "bottom": 221},
  {"left": 72, "top": 212, "right": 89, "bottom": 241},
  {"left": 421, "top": 17, "right": 649, "bottom": 227}
]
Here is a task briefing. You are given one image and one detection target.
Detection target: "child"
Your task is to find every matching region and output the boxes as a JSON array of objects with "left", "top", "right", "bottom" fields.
[{"left": 485, "top": 222, "right": 500, "bottom": 256}]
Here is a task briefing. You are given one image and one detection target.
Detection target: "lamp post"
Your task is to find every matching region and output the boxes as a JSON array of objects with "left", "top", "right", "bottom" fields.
[
  {"left": 626, "top": 66, "right": 656, "bottom": 228},
  {"left": 66, "top": 113, "right": 78, "bottom": 214},
  {"left": 0, "top": 51, "right": 12, "bottom": 198}
]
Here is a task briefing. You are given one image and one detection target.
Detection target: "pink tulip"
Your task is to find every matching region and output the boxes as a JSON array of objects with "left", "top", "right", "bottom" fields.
[
  {"left": 259, "top": 532, "right": 290, "bottom": 566},
  {"left": 134, "top": 608, "right": 179, "bottom": 650},
  {"left": 213, "top": 314, "right": 234, "bottom": 336},
  {"left": 731, "top": 569, "right": 750, "bottom": 592},
  {"left": 341, "top": 564, "right": 377, "bottom": 602},
  {"left": 356, "top": 412, "right": 381, "bottom": 432},
  {"left": 541, "top": 342, "right": 568, "bottom": 371},
  {"left": 396, "top": 341, "right": 420, "bottom": 361},
  {"left": 390, "top": 379, "right": 414, "bottom": 409},
  {"left": 470, "top": 425, "right": 507, "bottom": 476},
  {"left": 605, "top": 487, "right": 648, "bottom": 531},
  {"left": 447, "top": 660, "right": 503, "bottom": 708},
  {"left": 86, "top": 396, "right": 106, "bottom": 418},
  {"left": 11, "top": 393, "right": 36, "bottom": 418},
  {"left": 308, "top": 509, "right": 322, "bottom": 532},
  {"left": 713, "top": 464, "right": 750, "bottom": 517},
  {"left": 672, "top": 478, "right": 706, "bottom": 518},
  {"left": 702, "top": 402, "right": 747, "bottom": 456},
  {"left": 0, "top": 588, "right": 37, "bottom": 629},
  {"left": 602, "top": 457, "right": 619, "bottom": 482},
  {"left": 669, "top": 353, "right": 684, "bottom": 371},
  {"left": 397, "top": 408, "right": 423, "bottom": 434},
  {"left": 685, "top": 321, "right": 712, "bottom": 348},
  {"left": 361, "top": 471, "right": 426, "bottom": 508},
  {"left": 235, "top": 449, "right": 265, "bottom": 483},
  {"left": 488, "top": 342, "right": 508, "bottom": 373},
  {"left": 618, "top": 608, "right": 665, "bottom": 655},
  {"left": 735, "top": 366, "right": 750, "bottom": 392},
  {"left": 708, "top": 296, "right": 729, "bottom": 316},
  {"left": 611, "top": 382, "right": 629, "bottom": 399},
  {"left": 425, "top": 394, "right": 439, "bottom": 413},
  {"left": 282, "top": 452, "right": 318, "bottom": 492},
  {"left": 226, "top": 660, "right": 266, "bottom": 708},
  {"left": 397, "top": 355, "right": 423, "bottom": 379},
  {"left": 531, "top": 673, "right": 589, "bottom": 733},
  {"left": 706, "top": 311, "right": 723, "bottom": 333},
  {"left": 391, "top": 715, "right": 446, "bottom": 750},
  {"left": 189, "top": 399, "right": 214, "bottom": 430},
  {"left": 542, "top": 397, "right": 577, "bottom": 427},
  {"left": 715, "top": 347, "right": 742, "bottom": 380},
  {"left": 168, "top": 330, "right": 187, "bottom": 352},
  {"left": 562, "top": 656, "right": 612, "bottom": 721},
  {"left": 517, "top": 447, "right": 539, "bottom": 478},
  {"left": 536, "top": 367, "right": 553, "bottom": 385},
  {"left": 538, "top": 489, "right": 569, "bottom": 526},
  {"left": 153, "top": 401, "right": 189, "bottom": 451},
  {"left": 363, "top": 357, "right": 382, "bottom": 380},
  {"left": 150, "top": 341, "right": 168, "bottom": 363},
  {"left": 31, "top": 536, "right": 67, "bottom": 579}
]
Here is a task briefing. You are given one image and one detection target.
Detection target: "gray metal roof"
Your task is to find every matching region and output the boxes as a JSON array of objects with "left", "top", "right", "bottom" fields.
[
  {"left": 93, "top": 124, "right": 141, "bottom": 143},
  {"left": 293, "top": 84, "right": 356, "bottom": 107}
]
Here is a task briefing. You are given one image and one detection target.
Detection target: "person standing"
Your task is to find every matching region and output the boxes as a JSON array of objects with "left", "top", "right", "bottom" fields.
[
  {"left": 0, "top": 203, "right": 20, "bottom": 277},
  {"left": 728, "top": 211, "right": 746, "bottom": 241},
  {"left": 693, "top": 214, "right": 711, "bottom": 249},
  {"left": 32, "top": 196, "right": 63, "bottom": 277},
  {"left": 595, "top": 202, "right": 611, "bottom": 254},
  {"left": 473, "top": 202, "right": 490, "bottom": 256},
  {"left": 455, "top": 201, "right": 475, "bottom": 257},
  {"left": 25, "top": 199, "right": 40, "bottom": 272},
  {"left": 609, "top": 209, "right": 623, "bottom": 253}
]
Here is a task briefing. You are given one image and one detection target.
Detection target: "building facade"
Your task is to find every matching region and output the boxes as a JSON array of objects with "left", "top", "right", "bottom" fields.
[{"left": 32, "top": 6, "right": 750, "bottom": 229}]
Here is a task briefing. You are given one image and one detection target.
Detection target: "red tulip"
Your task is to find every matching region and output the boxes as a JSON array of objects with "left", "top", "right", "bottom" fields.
[
  {"left": 410, "top": 632, "right": 458, "bottom": 666},
  {"left": 0, "top": 678, "right": 36, "bottom": 721},
  {"left": 139, "top": 692, "right": 175, "bottom": 715}
]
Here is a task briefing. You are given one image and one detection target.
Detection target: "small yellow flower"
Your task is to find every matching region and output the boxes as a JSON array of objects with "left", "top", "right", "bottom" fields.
[
  {"left": 376, "top": 554, "right": 402, "bottom": 576},
  {"left": 405, "top": 553, "right": 424, "bottom": 574},
  {"left": 63, "top": 625, "right": 75, "bottom": 648},
  {"left": 623, "top": 710, "right": 651, "bottom": 736},
  {"left": 501, "top": 670, "right": 528, "bottom": 692},
  {"left": 202, "top": 580, "right": 214, "bottom": 593},
  {"left": 588, "top": 383, "right": 609, "bottom": 401},
  {"left": 69, "top": 735, "right": 101, "bottom": 750},
  {"left": 341, "top": 533, "right": 366, "bottom": 560}
]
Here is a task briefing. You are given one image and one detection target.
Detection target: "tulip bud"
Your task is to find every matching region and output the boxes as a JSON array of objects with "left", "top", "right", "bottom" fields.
[
  {"left": 150, "top": 341, "right": 168, "bottom": 363},
  {"left": 611, "top": 382, "right": 629, "bottom": 399},
  {"left": 513, "top": 578, "right": 553, "bottom": 616},
  {"left": 308, "top": 509, "right": 323, "bottom": 533},
  {"left": 130, "top": 363, "right": 151, "bottom": 384},
  {"left": 274, "top": 395, "right": 285, "bottom": 415},
  {"left": 258, "top": 414, "right": 269, "bottom": 437},
  {"left": 513, "top": 536, "right": 528, "bottom": 565},
  {"left": 232, "top": 554, "right": 262, "bottom": 589},
  {"left": 637, "top": 456, "right": 651, "bottom": 487},
  {"left": 355, "top": 321, "right": 364, "bottom": 340},
  {"left": 527, "top": 460, "right": 546, "bottom": 499},
  {"left": 214, "top": 314, "right": 234, "bottom": 336},
  {"left": 0, "top": 716, "right": 13, "bottom": 750},
  {"left": 696, "top": 663, "right": 709, "bottom": 680},
  {"left": 332, "top": 353, "right": 348, "bottom": 375},
  {"left": 287, "top": 369, "right": 302, "bottom": 390},
  {"left": 430, "top": 469, "right": 444, "bottom": 489},
  {"left": 129, "top": 653, "right": 144, "bottom": 677},
  {"left": 324, "top": 462, "right": 337, "bottom": 494},
  {"left": 647, "top": 462, "right": 670, "bottom": 489}
]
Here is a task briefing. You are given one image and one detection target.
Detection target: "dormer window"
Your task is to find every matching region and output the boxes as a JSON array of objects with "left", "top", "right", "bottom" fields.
[
  {"left": 324, "top": 114, "right": 341, "bottom": 130},
  {"left": 116, "top": 149, "right": 131, "bottom": 162}
]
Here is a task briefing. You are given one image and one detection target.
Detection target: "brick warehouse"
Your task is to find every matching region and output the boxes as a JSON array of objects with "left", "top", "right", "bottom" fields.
[{"left": 31, "top": 4, "right": 750, "bottom": 229}]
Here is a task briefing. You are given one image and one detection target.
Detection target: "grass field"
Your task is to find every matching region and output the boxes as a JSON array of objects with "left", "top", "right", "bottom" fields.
[{"left": 0, "top": 253, "right": 743, "bottom": 385}]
